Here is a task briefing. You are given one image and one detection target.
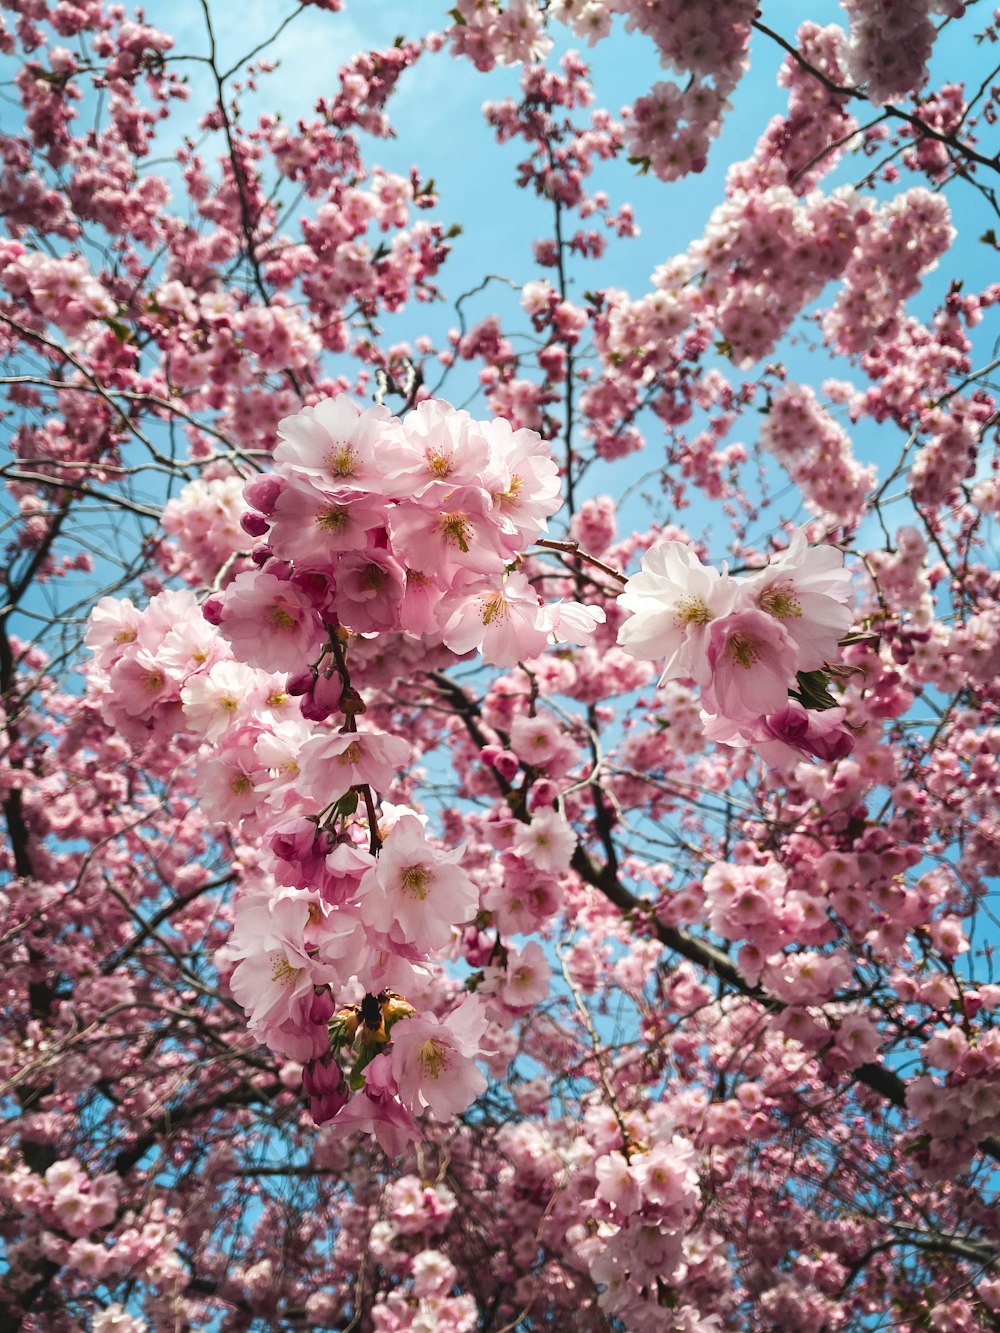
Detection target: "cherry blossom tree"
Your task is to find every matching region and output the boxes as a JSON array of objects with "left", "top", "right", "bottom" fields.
[{"left": 2, "top": 1, "right": 1000, "bottom": 1330}]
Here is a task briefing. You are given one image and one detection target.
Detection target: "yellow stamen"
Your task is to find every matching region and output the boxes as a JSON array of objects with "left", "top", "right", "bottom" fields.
[
  {"left": 418, "top": 1037, "right": 450, "bottom": 1079},
  {"left": 673, "top": 596, "right": 710, "bottom": 627},
  {"left": 271, "top": 954, "right": 303, "bottom": 987},
  {"left": 401, "top": 865, "right": 430, "bottom": 900},
  {"left": 270, "top": 605, "right": 296, "bottom": 631},
  {"left": 326, "top": 443, "right": 358, "bottom": 477},
  {"left": 726, "top": 634, "right": 759, "bottom": 668},
  {"left": 440, "top": 513, "right": 472, "bottom": 554}
]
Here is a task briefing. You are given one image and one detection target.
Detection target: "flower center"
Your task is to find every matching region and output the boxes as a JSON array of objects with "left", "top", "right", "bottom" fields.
[
  {"left": 270, "top": 953, "right": 303, "bottom": 987},
  {"left": 326, "top": 443, "right": 357, "bottom": 477},
  {"left": 757, "top": 583, "right": 802, "bottom": 619},
  {"left": 401, "top": 864, "right": 430, "bottom": 899},
  {"left": 338, "top": 741, "right": 363, "bottom": 766},
  {"left": 481, "top": 594, "right": 509, "bottom": 626},
  {"left": 270, "top": 604, "right": 296, "bottom": 631},
  {"left": 418, "top": 1037, "right": 450, "bottom": 1079},
  {"left": 440, "top": 513, "right": 472, "bottom": 553},
  {"left": 673, "top": 596, "right": 710, "bottom": 627},
  {"left": 725, "top": 633, "right": 760, "bottom": 669},
  {"left": 317, "top": 506, "right": 350, "bottom": 532},
  {"left": 427, "top": 449, "right": 452, "bottom": 478}
]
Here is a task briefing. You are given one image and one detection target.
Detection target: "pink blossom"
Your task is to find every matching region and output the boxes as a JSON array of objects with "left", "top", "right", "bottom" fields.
[
  {"left": 499, "top": 940, "right": 551, "bottom": 1009},
  {"left": 389, "top": 996, "right": 489, "bottom": 1120},
  {"left": 703, "top": 608, "right": 799, "bottom": 721},
  {"left": 217, "top": 570, "right": 325, "bottom": 673},
  {"left": 296, "top": 730, "right": 412, "bottom": 806},
  {"left": 228, "top": 892, "right": 335, "bottom": 1037},
  {"left": 617, "top": 541, "right": 737, "bottom": 684},
  {"left": 512, "top": 808, "right": 576, "bottom": 871},
  {"left": 357, "top": 813, "right": 478, "bottom": 952},
  {"left": 746, "top": 528, "right": 854, "bottom": 670},
  {"left": 273, "top": 395, "right": 418, "bottom": 497}
]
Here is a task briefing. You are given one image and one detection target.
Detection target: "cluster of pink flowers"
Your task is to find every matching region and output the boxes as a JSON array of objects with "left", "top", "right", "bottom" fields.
[
  {"left": 613, "top": 0, "right": 755, "bottom": 182},
  {"left": 907, "top": 992, "right": 1000, "bottom": 1176},
  {"left": 841, "top": 0, "right": 965, "bottom": 105},
  {"left": 616, "top": 0, "right": 757, "bottom": 97},
  {"left": 219, "top": 395, "right": 604, "bottom": 667},
  {"left": 616, "top": 527, "right": 856, "bottom": 763},
  {"left": 0, "top": 246, "right": 116, "bottom": 336},
  {"left": 85, "top": 396, "right": 605, "bottom": 1151},
  {"left": 690, "top": 183, "right": 865, "bottom": 365},
  {"left": 759, "top": 383, "right": 876, "bottom": 529},
  {"left": 159, "top": 474, "right": 249, "bottom": 586},
  {"left": 446, "top": 0, "right": 552, "bottom": 71},
  {"left": 588, "top": 1127, "right": 703, "bottom": 1327},
  {"left": 622, "top": 80, "right": 727, "bottom": 183},
  {"left": 728, "top": 23, "right": 856, "bottom": 195},
  {"left": 823, "top": 188, "right": 955, "bottom": 355}
]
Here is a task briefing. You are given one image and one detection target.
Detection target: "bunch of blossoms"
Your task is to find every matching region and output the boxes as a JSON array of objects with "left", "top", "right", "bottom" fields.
[
  {"left": 607, "top": 0, "right": 757, "bottom": 182},
  {"left": 727, "top": 22, "right": 856, "bottom": 195},
  {"left": 215, "top": 394, "right": 605, "bottom": 669},
  {"left": 159, "top": 474, "right": 249, "bottom": 586},
  {"left": 841, "top": 0, "right": 965, "bottom": 105},
  {"left": 616, "top": 526, "right": 857, "bottom": 764},
  {"left": 822, "top": 187, "right": 955, "bottom": 356},
  {"left": 85, "top": 584, "right": 493, "bottom": 1157},
  {"left": 489, "top": 1103, "right": 725, "bottom": 1332},
  {"left": 759, "top": 383, "right": 876, "bottom": 529},
  {"left": 446, "top": 0, "right": 553, "bottom": 72},
  {"left": 86, "top": 397, "right": 605, "bottom": 1153},
  {"left": 688, "top": 183, "right": 866, "bottom": 366}
]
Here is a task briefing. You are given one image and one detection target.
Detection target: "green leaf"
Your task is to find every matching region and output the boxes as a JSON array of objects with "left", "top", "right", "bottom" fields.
[
  {"left": 792, "top": 668, "right": 839, "bottom": 711},
  {"left": 347, "top": 1043, "right": 382, "bottom": 1090},
  {"left": 329, "top": 790, "right": 359, "bottom": 820},
  {"left": 103, "top": 317, "right": 132, "bottom": 346}
]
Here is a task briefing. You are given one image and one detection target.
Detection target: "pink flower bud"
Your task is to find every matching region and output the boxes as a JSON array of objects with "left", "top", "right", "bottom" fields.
[
  {"left": 527, "top": 780, "right": 558, "bottom": 811},
  {"left": 493, "top": 749, "right": 519, "bottom": 782},
  {"left": 243, "top": 475, "right": 282, "bottom": 515},
  {"left": 240, "top": 511, "right": 270, "bottom": 537},
  {"left": 285, "top": 670, "right": 314, "bottom": 697}
]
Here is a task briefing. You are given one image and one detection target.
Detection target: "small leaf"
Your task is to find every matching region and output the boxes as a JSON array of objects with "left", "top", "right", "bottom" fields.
[
  {"left": 104, "top": 317, "right": 132, "bottom": 345},
  {"left": 792, "top": 668, "right": 839, "bottom": 711}
]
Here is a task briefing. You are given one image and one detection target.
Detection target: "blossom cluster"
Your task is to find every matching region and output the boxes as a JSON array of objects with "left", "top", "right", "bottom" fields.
[
  {"left": 842, "top": 0, "right": 965, "bottom": 105},
  {"left": 86, "top": 396, "right": 600, "bottom": 1152},
  {"left": 214, "top": 394, "right": 605, "bottom": 668},
  {"left": 616, "top": 527, "right": 856, "bottom": 764}
]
